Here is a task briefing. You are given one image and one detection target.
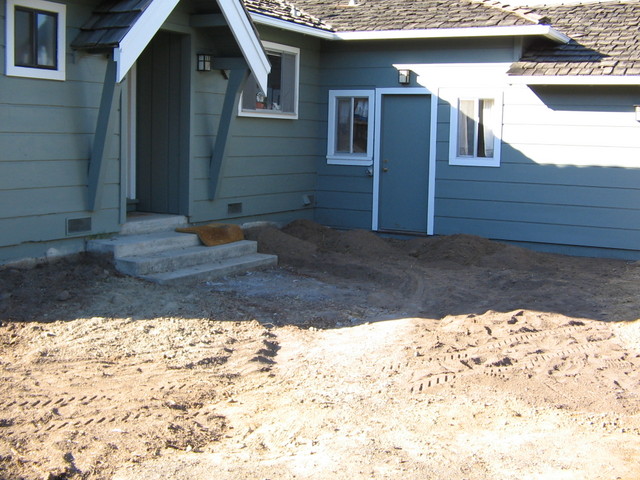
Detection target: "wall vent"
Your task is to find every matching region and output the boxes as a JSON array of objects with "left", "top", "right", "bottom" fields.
[
  {"left": 66, "top": 217, "right": 92, "bottom": 235},
  {"left": 227, "top": 202, "right": 243, "bottom": 215}
]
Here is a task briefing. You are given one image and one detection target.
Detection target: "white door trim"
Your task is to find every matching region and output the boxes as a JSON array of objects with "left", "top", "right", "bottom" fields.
[
  {"left": 126, "top": 64, "right": 137, "bottom": 201},
  {"left": 372, "top": 87, "right": 437, "bottom": 235}
]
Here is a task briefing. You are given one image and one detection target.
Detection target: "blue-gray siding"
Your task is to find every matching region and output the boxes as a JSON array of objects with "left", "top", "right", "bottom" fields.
[
  {"left": 0, "top": 0, "right": 122, "bottom": 262},
  {"left": 190, "top": 26, "right": 322, "bottom": 226},
  {"left": 315, "top": 38, "right": 520, "bottom": 230},
  {"left": 435, "top": 86, "right": 640, "bottom": 256}
]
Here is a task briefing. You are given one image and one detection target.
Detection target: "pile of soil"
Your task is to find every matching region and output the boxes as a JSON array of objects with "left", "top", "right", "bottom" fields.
[{"left": 1, "top": 221, "right": 639, "bottom": 479}]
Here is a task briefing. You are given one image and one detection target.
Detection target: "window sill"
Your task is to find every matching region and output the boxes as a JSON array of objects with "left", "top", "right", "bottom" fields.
[
  {"left": 5, "top": 64, "right": 65, "bottom": 81},
  {"left": 327, "top": 156, "right": 373, "bottom": 166},
  {"left": 450, "top": 157, "right": 500, "bottom": 167},
  {"left": 238, "top": 110, "right": 298, "bottom": 120}
]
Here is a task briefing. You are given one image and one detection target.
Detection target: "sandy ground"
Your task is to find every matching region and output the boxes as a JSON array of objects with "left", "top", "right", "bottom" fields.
[{"left": 1, "top": 219, "right": 639, "bottom": 480}]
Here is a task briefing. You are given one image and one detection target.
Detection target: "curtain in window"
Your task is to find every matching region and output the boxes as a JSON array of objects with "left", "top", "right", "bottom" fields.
[
  {"left": 336, "top": 98, "right": 352, "bottom": 153},
  {"left": 477, "top": 99, "right": 494, "bottom": 158},
  {"left": 280, "top": 52, "right": 296, "bottom": 114},
  {"left": 457, "top": 99, "right": 475, "bottom": 157},
  {"left": 242, "top": 73, "right": 259, "bottom": 110}
]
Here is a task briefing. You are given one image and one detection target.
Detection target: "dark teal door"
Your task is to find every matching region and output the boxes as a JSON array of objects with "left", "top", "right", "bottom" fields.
[
  {"left": 136, "top": 31, "right": 189, "bottom": 214},
  {"left": 378, "top": 94, "right": 431, "bottom": 233}
]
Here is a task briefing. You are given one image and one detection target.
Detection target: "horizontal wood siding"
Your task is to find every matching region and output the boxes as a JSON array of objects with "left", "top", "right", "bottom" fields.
[
  {"left": 435, "top": 85, "right": 640, "bottom": 253},
  {"left": 190, "top": 27, "right": 323, "bottom": 226},
  {"left": 0, "top": 0, "right": 122, "bottom": 262},
  {"left": 316, "top": 38, "right": 516, "bottom": 230}
]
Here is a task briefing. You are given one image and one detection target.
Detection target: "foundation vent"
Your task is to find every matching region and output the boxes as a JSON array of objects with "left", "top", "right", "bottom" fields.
[
  {"left": 227, "top": 202, "right": 243, "bottom": 215},
  {"left": 66, "top": 217, "right": 92, "bottom": 235}
]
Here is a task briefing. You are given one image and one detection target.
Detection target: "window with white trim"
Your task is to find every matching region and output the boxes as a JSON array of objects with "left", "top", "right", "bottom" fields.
[
  {"left": 449, "top": 92, "right": 502, "bottom": 167},
  {"left": 327, "top": 90, "right": 375, "bottom": 165},
  {"left": 240, "top": 41, "right": 299, "bottom": 119},
  {"left": 5, "top": 0, "right": 66, "bottom": 80}
]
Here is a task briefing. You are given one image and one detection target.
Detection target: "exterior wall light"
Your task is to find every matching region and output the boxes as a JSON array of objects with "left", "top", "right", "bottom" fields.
[
  {"left": 197, "top": 53, "right": 212, "bottom": 72},
  {"left": 398, "top": 69, "right": 411, "bottom": 85}
]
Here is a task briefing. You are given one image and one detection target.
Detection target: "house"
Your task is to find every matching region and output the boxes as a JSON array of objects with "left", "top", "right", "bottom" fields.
[{"left": 1, "top": 0, "right": 639, "bottom": 266}]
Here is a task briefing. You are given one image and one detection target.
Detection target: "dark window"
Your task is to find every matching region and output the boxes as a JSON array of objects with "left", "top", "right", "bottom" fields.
[{"left": 14, "top": 7, "right": 58, "bottom": 69}]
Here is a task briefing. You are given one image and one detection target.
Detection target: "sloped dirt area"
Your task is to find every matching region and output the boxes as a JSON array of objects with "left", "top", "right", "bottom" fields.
[{"left": 1, "top": 220, "right": 640, "bottom": 479}]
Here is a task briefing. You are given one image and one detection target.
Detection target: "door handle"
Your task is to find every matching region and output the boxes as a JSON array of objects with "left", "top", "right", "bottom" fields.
[{"left": 382, "top": 167, "right": 389, "bottom": 172}]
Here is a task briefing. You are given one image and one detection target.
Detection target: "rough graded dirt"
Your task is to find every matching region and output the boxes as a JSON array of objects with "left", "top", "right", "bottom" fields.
[{"left": 1, "top": 220, "right": 639, "bottom": 479}]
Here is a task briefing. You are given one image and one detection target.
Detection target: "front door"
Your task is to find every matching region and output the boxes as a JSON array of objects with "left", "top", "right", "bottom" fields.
[
  {"left": 134, "top": 31, "right": 189, "bottom": 214},
  {"left": 377, "top": 94, "right": 431, "bottom": 233}
]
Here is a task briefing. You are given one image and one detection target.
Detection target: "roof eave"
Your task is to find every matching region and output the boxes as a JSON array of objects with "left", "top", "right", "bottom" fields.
[
  {"left": 508, "top": 75, "right": 640, "bottom": 86},
  {"left": 335, "top": 25, "right": 570, "bottom": 43},
  {"left": 217, "top": 0, "right": 270, "bottom": 93},
  {"left": 113, "top": 0, "right": 269, "bottom": 90},
  {"left": 250, "top": 12, "right": 335, "bottom": 39},
  {"left": 250, "top": 15, "right": 570, "bottom": 44}
]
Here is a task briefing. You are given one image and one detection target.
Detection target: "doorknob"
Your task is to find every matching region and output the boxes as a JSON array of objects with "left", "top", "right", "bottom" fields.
[{"left": 382, "top": 167, "right": 389, "bottom": 172}]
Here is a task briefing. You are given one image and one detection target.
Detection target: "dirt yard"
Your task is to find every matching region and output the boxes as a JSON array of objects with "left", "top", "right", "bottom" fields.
[{"left": 1, "top": 219, "right": 640, "bottom": 480}]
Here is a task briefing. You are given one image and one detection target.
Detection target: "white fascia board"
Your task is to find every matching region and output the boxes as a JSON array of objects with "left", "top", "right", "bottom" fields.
[
  {"left": 217, "top": 0, "right": 270, "bottom": 93},
  {"left": 248, "top": 16, "right": 570, "bottom": 44},
  {"left": 114, "top": 0, "right": 181, "bottom": 82},
  {"left": 251, "top": 13, "right": 336, "bottom": 40},
  {"left": 336, "top": 25, "right": 570, "bottom": 43},
  {"left": 509, "top": 75, "right": 640, "bottom": 86}
]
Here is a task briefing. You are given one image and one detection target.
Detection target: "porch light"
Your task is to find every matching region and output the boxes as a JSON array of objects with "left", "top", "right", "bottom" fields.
[
  {"left": 635, "top": 105, "right": 640, "bottom": 122},
  {"left": 197, "top": 53, "right": 212, "bottom": 72},
  {"left": 398, "top": 69, "right": 411, "bottom": 85}
]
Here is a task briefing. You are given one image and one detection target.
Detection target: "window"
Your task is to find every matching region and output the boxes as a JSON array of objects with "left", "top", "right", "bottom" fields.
[
  {"left": 449, "top": 92, "right": 502, "bottom": 167},
  {"left": 6, "top": 0, "right": 66, "bottom": 80},
  {"left": 327, "top": 90, "right": 375, "bottom": 165},
  {"left": 240, "top": 42, "right": 299, "bottom": 119}
]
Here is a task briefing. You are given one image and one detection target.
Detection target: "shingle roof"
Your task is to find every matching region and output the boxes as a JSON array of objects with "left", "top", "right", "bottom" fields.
[
  {"left": 507, "top": 1, "right": 640, "bottom": 76},
  {"left": 244, "top": 0, "right": 333, "bottom": 31},
  {"left": 250, "top": 0, "right": 545, "bottom": 31},
  {"left": 72, "top": 0, "right": 154, "bottom": 49}
]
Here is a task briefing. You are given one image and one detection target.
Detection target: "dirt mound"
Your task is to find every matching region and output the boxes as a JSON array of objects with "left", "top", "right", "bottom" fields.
[
  {"left": 281, "top": 219, "right": 338, "bottom": 245},
  {"left": 321, "top": 229, "right": 398, "bottom": 257},
  {"left": 248, "top": 225, "right": 317, "bottom": 265},
  {"left": 406, "top": 234, "right": 506, "bottom": 265}
]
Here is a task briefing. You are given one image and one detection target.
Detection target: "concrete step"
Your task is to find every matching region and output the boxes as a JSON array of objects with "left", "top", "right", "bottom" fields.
[
  {"left": 141, "top": 253, "right": 278, "bottom": 285},
  {"left": 115, "top": 240, "right": 259, "bottom": 276},
  {"left": 88, "top": 231, "right": 200, "bottom": 258},
  {"left": 120, "top": 214, "right": 188, "bottom": 235}
]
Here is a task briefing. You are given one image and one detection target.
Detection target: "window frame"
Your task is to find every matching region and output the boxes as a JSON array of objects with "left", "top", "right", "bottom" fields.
[
  {"left": 6, "top": 0, "right": 66, "bottom": 81},
  {"left": 326, "top": 89, "right": 375, "bottom": 166},
  {"left": 238, "top": 41, "right": 299, "bottom": 120},
  {"left": 448, "top": 90, "right": 503, "bottom": 167}
]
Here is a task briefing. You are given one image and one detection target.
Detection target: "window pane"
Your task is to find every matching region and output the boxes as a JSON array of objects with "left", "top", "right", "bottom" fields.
[
  {"left": 265, "top": 52, "right": 281, "bottom": 111},
  {"left": 336, "top": 98, "right": 352, "bottom": 153},
  {"left": 242, "top": 73, "right": 260, "bottom": 110},
  {"left": 36, "top": 12, "right": 57, "bottom": 68},
  {"left": 352, "top": 98, "right": 368, "bottom": 153},
  {"left": 15, "top": 9, "right": 34, "bottom": 66},
  {"left": 477, "top": 98, "right": 495, "bottom": 158},
  {"left": 457, "top": 99, "right": 475, "bottom": 157},
  {"left": 280, "top": 52, "right": 296, "bottom": 114}
]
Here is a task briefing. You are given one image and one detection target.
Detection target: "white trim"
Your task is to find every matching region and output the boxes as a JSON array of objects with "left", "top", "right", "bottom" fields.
[
  {"left": 217, "top": 0, "right": 270, "bottom": 94},
  {"left": 372, "top": 87, "right": 437, "bottom": 235},
  {"left": 443, "top": 88, "right": 503, "bottom": 168},
  {"left": 248, "top": 14, "right": 569, "bottom": 44},
  {"left": 326, "top": 90, "right": 375, "bottom": 165},
  {"left": 114, "top": 0, "right": 270, "bottom": 91},
  {"left": 509, "top": 75, "right": 640, "bottom": 86},
  {"left": 337, "top": 25, "right": 569, "bottom": 43},
  {"left": 126, "top": 65, "right": 137, "bottom": 200},
  {"left": 238, "top": 41, "right": 300, "bottom": 119},
  {"left": 5, "top": 0, "right": 66, "bottom": 81},
  {"left": 114, "top": 0, "right": 180, "bottom": 82},
  {"left": 250, "top": 13, "right": 336, "bottom": 40}
]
